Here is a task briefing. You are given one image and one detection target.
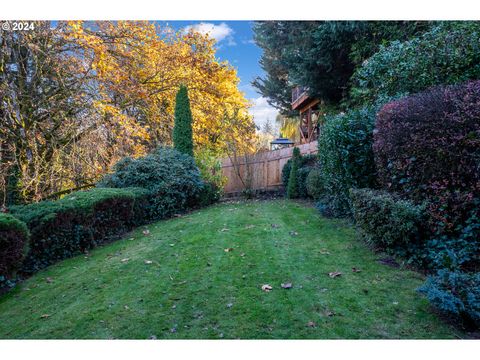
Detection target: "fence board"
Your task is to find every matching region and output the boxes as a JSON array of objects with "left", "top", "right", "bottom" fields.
[{"left": 221, "top": 141, "right": 318, "bottom": 194}]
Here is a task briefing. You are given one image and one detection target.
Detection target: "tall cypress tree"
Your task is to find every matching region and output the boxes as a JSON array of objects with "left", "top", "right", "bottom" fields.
[{"left": 173, "top": 85, "right": 194, "bottom": 157}]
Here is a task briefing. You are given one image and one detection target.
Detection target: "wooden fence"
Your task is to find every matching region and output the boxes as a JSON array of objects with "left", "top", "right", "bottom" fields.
[{"left": 221, "top": 141, "right": 318, "bottom": 194}]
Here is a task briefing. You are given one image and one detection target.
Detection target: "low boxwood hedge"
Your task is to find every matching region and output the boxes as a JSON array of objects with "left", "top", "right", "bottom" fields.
[
  {"left": 350, "top": 188, "right": 426, "bottom": 255},
  {"left": 10, "top": 187, "right": 150, "bottom": 274}
]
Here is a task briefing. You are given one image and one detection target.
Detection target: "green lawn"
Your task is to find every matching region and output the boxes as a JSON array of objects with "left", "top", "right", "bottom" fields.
[{"left": 0, "top": 200, "right": 459, "bottom": 339}]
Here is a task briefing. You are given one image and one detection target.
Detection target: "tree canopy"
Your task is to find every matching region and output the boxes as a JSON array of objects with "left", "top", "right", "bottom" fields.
[
  {"left": 1, "top": 21, "right": 255, "bottom": 204},
  {"left": 252, "top": 21, "right": 432, "bottom": 112}
]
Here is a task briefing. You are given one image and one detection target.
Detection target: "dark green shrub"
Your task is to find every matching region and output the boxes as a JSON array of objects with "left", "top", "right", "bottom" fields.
[
  {"left": 281, "top": 153, "right": 317, "bottom": 188},
  {"left": 282, "top": 153, "right": 317, "bottom": 199},
  {"left": 351, "top": 22, "right": 480, "bottom": 106},
  {"left": 418, "top": 270, "right": 480, "bottom": 329},
  {"left": 350, "top": 188, "right": 426, "bottom": 254},
  {"left": 297, "top": 167, "right": 312, "bottom": 199},
  {"left": 0, "top": 213, "right": 29, "bottom": 286},
  {"left": 98, "top": 147, "right": 203, "bottom": 219},
  {"left": 419, "top": 208, "right": 480, "bottom": 272},
  {"left": 286, "top": 147, "right": 300, "bottom": 198},
  {"left": 306, "top": 167, "right": 323, "bottom": 200},
  {"left": 317, "top": 106, "right": 377, "bottom": 217},
  {"left": 10, "top": 187, "right": 149, "bottom": 274},
  {"left": 173, "top": 85, "right": 194, "bottom": 157}
]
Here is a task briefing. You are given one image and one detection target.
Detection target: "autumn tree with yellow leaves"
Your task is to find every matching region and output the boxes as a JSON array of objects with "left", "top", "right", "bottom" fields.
[{"left": 0, "top": 21, "right": 255, "bottom": 204}]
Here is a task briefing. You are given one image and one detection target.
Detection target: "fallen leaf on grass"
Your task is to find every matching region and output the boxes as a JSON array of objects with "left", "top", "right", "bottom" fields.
[
  {"left": 121, "top": 258, "right": 130, "bottom": 263},
  {"left": 352, "top": 267, "right": 361, "bottom": 273},
  {"left": 224, "top": 248, "right": 234, "bottom": 252},
  {"left": 261, "top": 284, "right": 273, "bottom": 292},
  {"left": 324, "top": 310, "right": 336, "bottom": 317},
  {"left": 281, "top": 282, "right": 293, "bottom": 289},
  {"left": 319, "top": 249, "right": 330, "bottom": 255},
  {"left": 40, "top": 314, "right": 50, "bottom": 319},
  {"left": 46, "top": 277, "right": 53, "bottom": 283},
  {"left": 142, "top": 230, "right": 150, "bottom": 236},
  {"left": 328, "top": 271, "right": 342, "bottom": 278},
  {"left": 307, "top": 321, "right": 316, "bottom": 328},
  {"left": 124, "top": 305, "right": 130, "bottom": 310}
]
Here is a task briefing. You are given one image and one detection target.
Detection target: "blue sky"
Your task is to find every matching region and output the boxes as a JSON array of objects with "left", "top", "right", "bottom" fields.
[{"left": 160, "top": 21, "right": 279, "bottom": 130}]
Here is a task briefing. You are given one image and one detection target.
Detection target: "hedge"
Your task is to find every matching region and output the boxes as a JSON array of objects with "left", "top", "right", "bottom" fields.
[
  {"left": 10, "top": 187, "right": 150, "bottom": 274},
  {"left": 317, "top": 106, "right": 377, "bottom": 217},
  {"left": 0, "top": 213, "right": 29, "bottom": 285},
  {"left": 350, "top": 188, "right": 426, "bottom": 255},
  {"left": 374, "top": 81, "right": 480, "bottom": 237}
]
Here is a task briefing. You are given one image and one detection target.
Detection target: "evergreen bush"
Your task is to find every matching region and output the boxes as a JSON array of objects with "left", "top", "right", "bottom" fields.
[
  {"left": 286, "top": 147, "right": 301, "bottom": 199},
  {"left": 173, "top": 85, "right": 194, "bottom": 157}
]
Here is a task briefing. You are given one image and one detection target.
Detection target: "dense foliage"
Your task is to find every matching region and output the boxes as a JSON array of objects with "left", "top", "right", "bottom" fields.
[
  {"left": 0, "top": 213, "right": 29, "bottom": 286},
  {"left": 98, "top": 147, "right": 203, "bottom": 218},
  {"left": 173, "top": 85, "right": 194, "bottom": 157},
  {"left": 374, "top": 81, "right": 480, "bottom": 237},
  {"left": 418, "top": 270, "right": 480, "bottom": 329},
  {"left": 10, "top": 188, "right": 149, "bottom": 274},
  {"left": 282, "top": 153, "right": 317, "bottom": 199},
  {"left": 306, "top": 168, "right": 323, "bottom": 200},
  {"left": 195, "top": 148, "right": 226, "bottom": 203},
  {"left": 252, "top": 21, "right": 431, "bottom": 113},
  {"left": 1, "top": 21, "right": 254, "bottom": 205},
  {"left": 350, "top": 189, "right": 426, "bottom": 255},
  {"left": 317, "top": 107, "right": 377, "bottom": 217},
  {"left": 351, "top": 22, "right": 480, "bottom": 106},
  {"left": 286, "top": 148, "right": 301, "bottom": 199}
]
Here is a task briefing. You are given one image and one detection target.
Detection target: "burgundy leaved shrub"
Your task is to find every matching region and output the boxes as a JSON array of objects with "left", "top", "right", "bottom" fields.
[{"left": 374, "top": 81, "right": 480, "bottom": 236}]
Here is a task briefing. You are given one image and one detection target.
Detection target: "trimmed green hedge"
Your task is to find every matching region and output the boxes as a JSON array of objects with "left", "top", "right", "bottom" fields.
[
  {"left": 0, "top": 213, "right": 29, "bottom": 284},
  {"left": 10, "top": 187, "right": 150, "bottom": 274},
  {"left": 350, "top": 188, "right": 426, "bottom": 254}
]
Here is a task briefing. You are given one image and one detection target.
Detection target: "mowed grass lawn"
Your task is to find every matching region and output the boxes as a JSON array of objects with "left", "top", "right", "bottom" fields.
[{"left": 0, "top": 200, "right": 459, "bottom": 339}]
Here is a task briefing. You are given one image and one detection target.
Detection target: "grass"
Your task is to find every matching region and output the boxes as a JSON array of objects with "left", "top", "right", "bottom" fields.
[{"left": 0, "top": 199, "right": 459, "bottom": 339}]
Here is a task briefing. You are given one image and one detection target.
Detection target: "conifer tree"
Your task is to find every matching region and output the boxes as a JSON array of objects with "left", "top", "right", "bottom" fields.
[
  {"left": 173, "top": 85, "right": 194, "bottom": 156},
  {"left": 287, "top": 147, "right": 301, "bottom": 198}
]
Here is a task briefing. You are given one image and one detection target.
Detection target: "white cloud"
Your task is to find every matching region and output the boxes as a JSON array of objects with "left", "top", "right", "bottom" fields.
[
  {"left": 249, "top": 96, "right": 279, "bottom": 132},
  {"left": 184, "top": 22, "right": 235, "bottom": 45},
  {"left": 242, "top": 39, "right": 256, "bottom": 45}
]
